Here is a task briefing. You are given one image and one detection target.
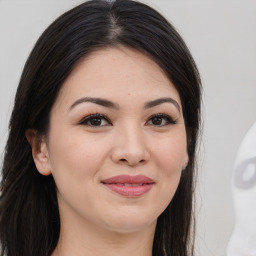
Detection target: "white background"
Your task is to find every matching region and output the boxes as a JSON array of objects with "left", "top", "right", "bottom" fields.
[{"left": 1, "top": 1, "right": 256, "bottom": 255}]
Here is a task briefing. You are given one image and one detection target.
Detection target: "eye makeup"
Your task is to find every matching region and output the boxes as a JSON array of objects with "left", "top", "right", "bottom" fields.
[
  {"left": 78, "top": 113, "right": 112, "bottom": 127},
  {"left": 77, "top": 111, "right": 177, "bottom": 129},
  {"left": 146, "top": 113, "right": 177, "bottom": 127}
]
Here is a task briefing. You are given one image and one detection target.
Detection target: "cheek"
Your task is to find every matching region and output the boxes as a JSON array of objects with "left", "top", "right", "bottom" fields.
[
  {"left": 47, "top": 131, "right": 111, "bottom": 214},
  {"left": 151, "top": 133, "right": 187, "bottom": 173},
  {"left": 47, "top": 128, "right": 110, "bottom": 183},
  {"left": 149, "top": 132, "right": 187, "bottom": 205}
]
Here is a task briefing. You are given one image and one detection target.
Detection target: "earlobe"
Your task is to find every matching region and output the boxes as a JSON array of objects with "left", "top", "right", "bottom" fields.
[{"left": 25, "top": 129, "right": 52, "bottom": 176}]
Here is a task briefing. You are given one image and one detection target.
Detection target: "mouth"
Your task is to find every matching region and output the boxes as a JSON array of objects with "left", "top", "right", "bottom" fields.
[{"left": 101, "top": 175, "right": 155, "bottom": 197}]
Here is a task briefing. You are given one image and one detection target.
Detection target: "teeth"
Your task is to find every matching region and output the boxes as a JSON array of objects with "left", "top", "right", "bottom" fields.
[
  {"left": 113, "top": 183, "right": 144, "bottom": 186},
  {"left": 123, "top": 183, "right": 143, "bottom": 187},
  {"left": 132, "top": 183, "right": 143, "bottom": 186}
]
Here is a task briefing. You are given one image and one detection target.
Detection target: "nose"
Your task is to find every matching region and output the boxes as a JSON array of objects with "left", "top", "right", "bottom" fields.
[{"left": 111, "top": 126, "right": 150, "bottom": 166}]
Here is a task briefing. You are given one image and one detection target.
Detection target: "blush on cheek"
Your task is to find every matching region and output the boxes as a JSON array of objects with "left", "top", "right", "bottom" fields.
[
  {"left": 157, "top": 137, "right": 185, "bottom": 179},
  {"left": 155, "top": 145, "right": 186, "bottom": 172}
]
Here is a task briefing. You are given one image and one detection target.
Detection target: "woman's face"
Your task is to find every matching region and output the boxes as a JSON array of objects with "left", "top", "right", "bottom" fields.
[{"left": 38, "top": 46, "right": 188, "bottom": 234}]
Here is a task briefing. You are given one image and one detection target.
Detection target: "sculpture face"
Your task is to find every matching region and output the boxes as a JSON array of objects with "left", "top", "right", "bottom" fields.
[{"left": 227, "top": 122, "right": 256, "bottom": 256}]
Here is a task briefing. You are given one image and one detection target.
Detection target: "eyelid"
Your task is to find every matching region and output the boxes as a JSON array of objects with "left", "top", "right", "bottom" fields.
[
  {"left": 77, "top": 112, "right": 176, "bottom": 127},
  {"left": 146, "top": 113, "right": 177, "bottom": 126},
  {"left": 78, "top": 113, "right": 112, "bottom": 126}
]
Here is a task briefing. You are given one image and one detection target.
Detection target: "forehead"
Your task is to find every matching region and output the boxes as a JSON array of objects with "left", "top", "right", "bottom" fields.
[{"left": 53, "top": 46, "right": 181, "bottom": 109}]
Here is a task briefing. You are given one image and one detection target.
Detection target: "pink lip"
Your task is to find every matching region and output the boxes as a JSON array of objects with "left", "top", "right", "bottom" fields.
[{"left": 101, "top": 175, "right": 154, "bottom": 197}]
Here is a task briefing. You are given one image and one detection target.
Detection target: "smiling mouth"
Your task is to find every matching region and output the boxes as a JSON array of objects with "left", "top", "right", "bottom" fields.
[{"left": 101, "top": 175, "right": 155, "bottom": 197}]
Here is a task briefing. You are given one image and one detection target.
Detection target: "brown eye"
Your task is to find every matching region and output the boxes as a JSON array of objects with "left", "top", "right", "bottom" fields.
[
  {"left": 79, "top": 114, "right": 111, "bottom": 127},
  {"left": 152, "top": 117, "right": 163, "bottom": 125},
  {"left": 90, "top": 117, "right": 102, "bottom": 126},
  {"left": 147, "top": 114, "right": 176, "bottom": 127}
]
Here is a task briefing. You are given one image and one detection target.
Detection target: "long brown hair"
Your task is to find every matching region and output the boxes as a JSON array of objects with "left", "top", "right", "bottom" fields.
[{"left": 0, "top": 1, "right": 201, "bottom": 255}]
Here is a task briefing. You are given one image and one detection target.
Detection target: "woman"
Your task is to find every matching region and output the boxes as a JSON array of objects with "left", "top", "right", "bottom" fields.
[{"left": 0, "top": 0, "right": 201, "bottom": 255}]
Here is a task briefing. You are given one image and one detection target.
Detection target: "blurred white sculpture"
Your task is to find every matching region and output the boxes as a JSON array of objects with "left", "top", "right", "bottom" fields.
[{"left": 227, "top": 122, "right": 256, "bottom": 256}]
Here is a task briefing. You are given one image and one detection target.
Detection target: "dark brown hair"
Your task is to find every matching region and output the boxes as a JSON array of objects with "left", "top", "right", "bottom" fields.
[{"left": 0, "top": 0, "right": 201, "bottom": 255}]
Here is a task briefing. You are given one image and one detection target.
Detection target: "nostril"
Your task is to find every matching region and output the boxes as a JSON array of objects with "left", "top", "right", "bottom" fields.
[{"left": 118, "top": 158, "right": 145, "bottom": 166}]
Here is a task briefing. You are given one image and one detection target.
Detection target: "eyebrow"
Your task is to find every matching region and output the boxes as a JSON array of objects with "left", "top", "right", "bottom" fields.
[
  {"left": 69, "top": 96, "right": 180, "bottom": 112},
  {"left": 69, "top": 97, "right": 120, "bottom": 110},
  {"left": 144, "top": 97, "right": 181, "bottom": 112}
]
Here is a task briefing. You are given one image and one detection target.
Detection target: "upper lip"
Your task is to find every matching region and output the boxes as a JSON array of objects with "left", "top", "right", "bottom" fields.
[{"left": 102, "top": 175, "right": 154, "bottom": 184}]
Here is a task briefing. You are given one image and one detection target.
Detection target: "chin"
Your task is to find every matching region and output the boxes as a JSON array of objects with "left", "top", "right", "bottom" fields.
[{"left": 100, "top": 212, "right": 157, "bottom": 234}]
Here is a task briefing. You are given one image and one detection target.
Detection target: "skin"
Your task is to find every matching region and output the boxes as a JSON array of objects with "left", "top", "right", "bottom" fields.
[{"left": 27, "top": 46, "right": 188, "bottom": 256}]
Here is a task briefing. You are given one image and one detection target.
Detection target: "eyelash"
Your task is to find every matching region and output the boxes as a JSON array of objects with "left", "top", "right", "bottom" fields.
[
  {"left": 146, "top": 113, "right": 176, "bottom": 126},
  {"left": 79, "top": 113, "right": 112, "bottom": 127},
  {"left": 79, "top": 113, "right": 176, "bottom": 127}
]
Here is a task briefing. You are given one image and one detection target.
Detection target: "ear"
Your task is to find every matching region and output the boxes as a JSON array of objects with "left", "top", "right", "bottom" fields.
[
  {"left": 26, "top": 129, "right": 52, "bottom": 176},
  {"left": 182, "top": 152, "right": 189, "bottom": 170}
]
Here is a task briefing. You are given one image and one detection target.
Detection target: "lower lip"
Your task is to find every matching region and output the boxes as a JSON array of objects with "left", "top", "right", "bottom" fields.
[{"left": 103, "top": 184, "right": 154, "bottom": 197}]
